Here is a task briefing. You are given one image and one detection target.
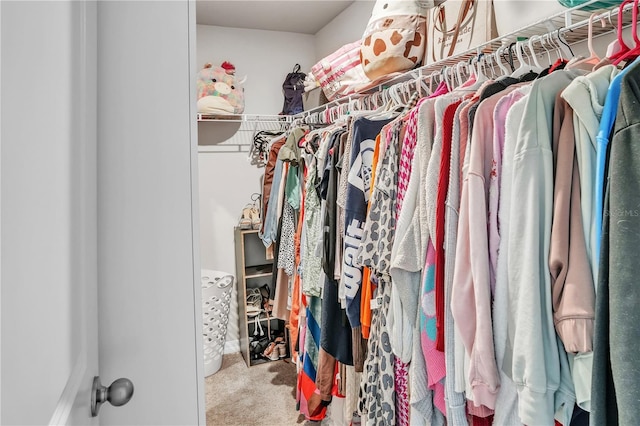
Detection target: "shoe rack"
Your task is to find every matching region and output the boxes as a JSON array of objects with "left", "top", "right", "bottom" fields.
[{"left": 234, "top": 228, "right": 288, "bottom": 367}]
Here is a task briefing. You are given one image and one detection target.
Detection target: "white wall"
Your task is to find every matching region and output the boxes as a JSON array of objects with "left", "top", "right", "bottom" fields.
[
  {"left": 314, "top": 0, "right": 373, "bottom": 61},
  {"left": 196, "top": 25, "right": 315, "bottom": 350},
  {"left": 197, "top": 25, "right": 316, "bottom": 114}
]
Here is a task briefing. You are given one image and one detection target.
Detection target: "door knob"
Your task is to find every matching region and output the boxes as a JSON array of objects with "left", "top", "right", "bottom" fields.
[{"left": 91, "top": 376, "right": 134, "bottom": 417}]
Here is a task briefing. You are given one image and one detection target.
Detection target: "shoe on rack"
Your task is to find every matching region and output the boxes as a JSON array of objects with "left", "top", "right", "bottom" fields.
[
  {"left": 277, "top": 342, "right": 287, "bottom": 359},
  {"left": 239, "top": 205, "right": 253, "bottom": 229},
  {"left": 262, "top": 341, "right": 277, "bottom": 358},
  {"left": 238, "top": 203, "right": 261, "bottom": 230},
  {"left": 267, "top": 344, "right": 281, "bottom": 361},
  {"left": 249, "top": 206, "right": 261, "bottom": 230},
  {"left": 250, "top": 193, "right": 262, "bottom": 230},
  {"left": 251, "top": 336, "right": 270, "bottom": 360}
]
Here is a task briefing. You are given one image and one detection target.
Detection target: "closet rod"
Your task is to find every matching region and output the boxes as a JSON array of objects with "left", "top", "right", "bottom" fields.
[
  {"left": 297, "top": 0, "right": 633, "bottom": 119},
  {"left": 197, "top": 113, "right": 293, "bottom": 123}
]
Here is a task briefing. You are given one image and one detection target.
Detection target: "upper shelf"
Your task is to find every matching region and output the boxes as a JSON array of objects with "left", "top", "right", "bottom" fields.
[
  {"left": 197, "top": 0, "right": 635, "bottom": 148},
  {"left": 197, "top": 114, "right": 291, "bottom": 150},
  {"left": 298, "top": 0, "right": 638, "bottom": 118}
]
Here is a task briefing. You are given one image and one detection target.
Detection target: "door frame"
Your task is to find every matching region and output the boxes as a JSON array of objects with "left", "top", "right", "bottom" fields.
[
  {"left": 187, "top": 0, "right": 207, "bottom": 420},
  {"left": 0, "top": 0, "right": 4, "bottom": 420},
  {"left": 48, "top": 1, "right": 99, "bottom": 422}
]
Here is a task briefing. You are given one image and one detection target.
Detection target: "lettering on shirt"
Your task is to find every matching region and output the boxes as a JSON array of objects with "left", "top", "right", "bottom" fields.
[
  {"left": 347, "top": 138, "right": 376, "bottom": 203},
  {"left": 343, "top": 220, "right": 364, "bottom": 299}
]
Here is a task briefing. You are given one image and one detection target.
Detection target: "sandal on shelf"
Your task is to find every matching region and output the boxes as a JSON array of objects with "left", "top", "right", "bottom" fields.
[
  {"left": 239, "top": 205, "right": 253, "bottom": 230},
  {"left": 259, "top": 284, "right": 272, "bottom": 313},
  {"left": 239, "top": 204, "right": 261, "bottom": 230},
  {"left": 246, "top": 288, "right": 263, "bottom": 319},
  {"left": 250, "top": 206, "right": 261, "bottom": 230}
]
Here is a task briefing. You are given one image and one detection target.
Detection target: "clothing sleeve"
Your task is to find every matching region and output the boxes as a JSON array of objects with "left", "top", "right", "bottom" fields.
[
  {"left": 506, "top": 73, "right": 580, "bottom": 426},
  {"left": 451, "top": 101, "right": 500, "bottom": 411},
  {"left": 261, "top": 158, "right": 284, "bottom": 247},
  {"left": 442, "top": 101, "right": 470, "bottom": 424},
  {"left": 508, "top": 148, "right": 557, "bottom": 425},
  {"left": 605, "top": 66, "right": 640, "bottom": 425},
  {"left": 507, "top": 89, "right": 558, "bottom": 425},
  {"left": 548, "top": 96, "right": 595, "bottom": 354},
  {"left": 389, "top": 148, "right": 422, "bottom": 330},
  {"left": 342, "top": 131, "right": 366, "bottom": 328},
  {"left": 343, "top": 119, "right": 389, "bottom": 328},
  {"left": 313, "top": 348, "right": 336, "bottom": 407},
  {"left": 590, "top": 179, "right": 614, "bottom": 426},
  {"left": 492, "top": 91, "right": 529, "bottom": 426}
]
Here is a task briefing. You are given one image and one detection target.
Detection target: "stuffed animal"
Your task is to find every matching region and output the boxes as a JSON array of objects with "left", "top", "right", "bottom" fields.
[{"left": 197, "top": 61, "right": 246, "bottom": 115}]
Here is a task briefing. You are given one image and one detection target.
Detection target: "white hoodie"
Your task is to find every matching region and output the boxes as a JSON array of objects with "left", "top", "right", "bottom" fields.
[
  {"left": 560, "top": 63, "right": 619, "bottom": 415},
  {"left": 561, "top": 64, "right": 619, "bottom": 283},
  {"left": 506, "top": 70, "right": 580, "bottom": 426}
]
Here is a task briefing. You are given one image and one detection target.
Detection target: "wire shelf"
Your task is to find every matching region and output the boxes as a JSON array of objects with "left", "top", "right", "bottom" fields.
[
  {"left": 299, "top": 0, "right": 636, "bottom": 118},
  {"left": 198, "top": 0, "right": 636, "bottom": 150},
  {"left": 198, "top": 114, "right": 291, "bottom": 153}
]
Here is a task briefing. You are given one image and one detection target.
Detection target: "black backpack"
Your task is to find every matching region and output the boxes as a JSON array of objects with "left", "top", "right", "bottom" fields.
[{"left": 280, "top": 64, "right": 306, "bottom": 115}]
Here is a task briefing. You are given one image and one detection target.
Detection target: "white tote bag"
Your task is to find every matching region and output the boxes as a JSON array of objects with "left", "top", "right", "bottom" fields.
[{"left": 426, "top": 0, "right": 497, "bottom": 64}]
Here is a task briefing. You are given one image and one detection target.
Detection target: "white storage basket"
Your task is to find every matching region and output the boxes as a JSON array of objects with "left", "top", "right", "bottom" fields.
[{"left": 201, "top": 269, "right": 234, "bottom": 377}]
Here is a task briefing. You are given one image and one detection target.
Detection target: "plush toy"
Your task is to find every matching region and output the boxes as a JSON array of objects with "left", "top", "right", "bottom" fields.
[{"left": 197, "top": 61, "right": 246, "bottom": 115}]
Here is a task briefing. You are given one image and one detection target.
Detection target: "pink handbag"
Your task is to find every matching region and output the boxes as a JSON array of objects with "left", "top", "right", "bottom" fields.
[{"left": 311, "top": 41, "right": 370, "bottom": 101}]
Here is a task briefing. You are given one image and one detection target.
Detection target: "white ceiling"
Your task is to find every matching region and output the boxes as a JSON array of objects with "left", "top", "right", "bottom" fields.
[{"left": 196, "top": 1, "right": 355, "bottom": 35}]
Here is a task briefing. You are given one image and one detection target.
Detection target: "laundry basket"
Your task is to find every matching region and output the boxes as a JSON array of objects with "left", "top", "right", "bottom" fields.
[{"left": 201, "top": 269, "right": 234, "bottom": 377}]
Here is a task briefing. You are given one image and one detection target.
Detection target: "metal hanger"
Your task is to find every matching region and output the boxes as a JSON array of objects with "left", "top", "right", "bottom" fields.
[{"left": 556, "top": 29, "right": 575, "bottom": 58}]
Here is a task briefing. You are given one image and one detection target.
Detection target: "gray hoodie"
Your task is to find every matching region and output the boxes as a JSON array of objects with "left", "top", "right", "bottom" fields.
[{"left": 591, "top": 59, "right": 640, "bottom": 426}]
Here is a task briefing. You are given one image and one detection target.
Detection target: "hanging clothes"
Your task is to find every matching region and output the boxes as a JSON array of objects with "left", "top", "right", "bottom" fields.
[
  {"left": 258, "top": 42, "right": 640, "bottom": 425},
  {"left": 591, "top": 60, "right": 640, "bottom": 426},
  {"left": 490, "top": 86, "right": 530, "bottom": 426}
]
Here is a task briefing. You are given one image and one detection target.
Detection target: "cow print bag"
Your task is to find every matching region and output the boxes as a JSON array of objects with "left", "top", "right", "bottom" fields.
[{"left": 360, "top": 0, "right": 442, "bottom": 81}]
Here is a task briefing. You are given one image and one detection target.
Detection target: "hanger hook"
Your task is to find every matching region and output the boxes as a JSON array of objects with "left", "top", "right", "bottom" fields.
[
  {"left": 507, "top": 42, "right": 516, "bottom": 71},
  {"left": 557, "top": 28, "right": 575, "bottom": 57}
]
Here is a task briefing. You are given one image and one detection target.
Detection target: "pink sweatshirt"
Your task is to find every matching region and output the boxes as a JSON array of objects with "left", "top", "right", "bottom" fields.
[
  {"left": 488, "top": 90, "right": 527, "bottom": 291},
  {"left": 451, "top": 86, "right": 520, "bottom": 410}
]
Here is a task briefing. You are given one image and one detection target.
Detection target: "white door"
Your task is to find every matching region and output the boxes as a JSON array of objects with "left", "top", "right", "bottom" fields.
[
  {"left": 0, "top": 1, "right": 204, "bottom": 424},
  {"left": 96, "top": 0, "right": 204, "bottom": 424},
  {"left": 1, "top": 1, "right": 99, "bottom": 424}
]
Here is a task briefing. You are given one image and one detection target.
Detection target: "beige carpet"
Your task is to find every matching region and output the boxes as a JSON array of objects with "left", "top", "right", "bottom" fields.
[{"left": 206, "top": 352, "right": 311, "bottom": 426}]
